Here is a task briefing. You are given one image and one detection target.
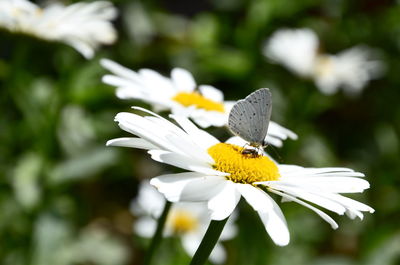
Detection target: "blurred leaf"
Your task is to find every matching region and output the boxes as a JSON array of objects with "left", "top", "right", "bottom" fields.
[
  {"left": 31, "top": 214, "right": 72, "bottom": 265},
  {"left": 123, "top": 2, "right": 155, "bottom": 46},
  {"left": 363, "top": 232, "right": 400, "bottom": 265},
  {"left": 57, "top": 105, "right": 96, "bottom": 156},
  {"left": 48, "top": 148, "right": 119, "bottom": 185},
  {"left": 12, "top": 153, "right": 42, "bottom": 210},
  {"left": 59, "top": 226, "right": 130, "bottom": 265}
]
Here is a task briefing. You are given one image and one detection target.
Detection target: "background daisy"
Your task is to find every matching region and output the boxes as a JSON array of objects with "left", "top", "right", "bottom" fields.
[
  {"left": 263, "top": 28, "right": 383, "bottom": 95},
  {"left": 101, "top": 59, "right": 297, "bottom": 147},
  {"left": 131, "top": 181, "right": 237, "bottom": 264},
  {"left": 0, "top": 0, "right": 117, "bottom": 58}
]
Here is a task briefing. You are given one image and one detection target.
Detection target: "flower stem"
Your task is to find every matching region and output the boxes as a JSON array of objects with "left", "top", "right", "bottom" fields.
[
  {"left": 190, "top": 217, "right": 229, "bottom": 265},
  {"left": 143, "top": 200, "right": 172, "bottom": 265}
]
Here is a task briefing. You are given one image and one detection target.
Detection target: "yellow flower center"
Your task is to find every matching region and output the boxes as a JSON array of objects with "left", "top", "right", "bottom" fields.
[
  {"left": 172, "top": 92, "right": 225, "bottom": 112},
  {"left": 314, "top": 55, "right": 335, "bottom": 78},
  {"left": 167, "top": 209, "right": 198, "bottom": 234},
  {"left": 207, "top": 143, "right": 280, "bottom": 184}
]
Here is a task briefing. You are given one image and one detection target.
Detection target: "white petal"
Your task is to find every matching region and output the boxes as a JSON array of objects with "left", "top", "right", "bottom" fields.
[
  {"left": 164, "top": 133, "right": 214, "bottom": 163},
  {"left": 71, "top": 42, "right": 95, "bottom": 59},
  {"left": 181, "top": 233, "right": 201, "bottom": 258},
  {"left": 178, "top": 176, "right": 227, "bottom": 201},
  {"left": 132, "top": 181, "right": 165, "bottom": 217},
  {"left": 133, "top": 217, "right": 157, "bottom": 238},
  {"left": 106, "top": 137, "right": 158, "bottom": 150},
  {"left": 264, "top": 28, "right": 318, "bottom": 76},
  {"left": 225, "top": 136, "right": 247, "bottom": 146},
  {"left": 258, "top": 203, "right": 290, "bottom": 246},
  {"left": 114, "top": 111, "right": 200, "bottom": 157},
  {"left": 269, "top": 188, "right": 338, "bottom": 229},
  {"left": 275, "top": 176, "right": 370, "bottom": 193},
  {"left": 223, "top": 101, "right": 236, "bottom": 113},
  {"left": 236, "top": 184, "right": 289, "bottom": 246},
  {"left": 198, "top": 85, "right": 224, "bottom": 102},
  {"left": 267, "top": 183, "right": 347, "bottom": 215},
  {"left": 181, "top": 232, "right": 226, "bottom": 263},
  {"left": 189, "top": 109, "right": 228, "bottom": 128},
  {"left": 115, "top": 86, "right": 147, "bottom": 100},
  {"left": 236, "top": 184, "right": 274, "bottom": 211},
  {"left": 132, "top": 108, "right": 215, "bottom": 162},
  {"left": 208, "top": 182, "right": 241, "bottom": 220},
  {"left": 209, "top": 242, "right": 227, "bottom": 264},
  {"left": 171, "top": 68, "right": 196, "bottom": 92},
  {"left": 265, "top": 135, "right": 283, "bottom": 148},
  {"left": 148, "top": 150, "right": 226, "bottom": 176},
  {"left": 345, "top": 208, "right": 364, "bottom": 220},
  {"left": 219, "top": 217, "right": 238, "bottom": 240},
  {"left": 268, "top": 121, "right": 298, "bottom": 140},
  {"left": 150, "top": 173, "right": 223, "bottom": 202},
  {"left": 100, "top": 59, "right": 141, "bottom": 82},
  {"left": 170, "top": 114, "right": 220, "bottom": 149},
  {"left": 278, "top": 165, "right": 363, "bottom": 176},
  {"left": 320, "top": 193, "right": 375, "bottom": 213},
  {"left": 138, "top": 68, "right": 176, "bottom": 94},
  {"left": 102, "top": 75, "right": 137, "bottom": 88},
  {"left": 268, "top": 181, "right": 374, "bottom": 215}
]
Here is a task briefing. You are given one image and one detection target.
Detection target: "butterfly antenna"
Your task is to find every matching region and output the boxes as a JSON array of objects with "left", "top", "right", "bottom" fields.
[{"left": 266, "top": 145, "right": 283, "bottom": 163}]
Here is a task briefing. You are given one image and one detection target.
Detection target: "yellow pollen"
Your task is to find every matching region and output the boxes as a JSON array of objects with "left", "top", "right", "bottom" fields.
[
  {"left": 207, "top": 143, "right": 280, "bottom": 184},
  {"left": 167, "top": 210, "right": 198, "bottom": 234},
  {"left": 172, "top": 92, "right": 225, "bottom": 112}
]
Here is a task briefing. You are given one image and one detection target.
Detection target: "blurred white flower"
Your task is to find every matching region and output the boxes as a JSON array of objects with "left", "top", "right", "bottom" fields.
[
  {"left": 313, "top": 47, "right": 384, "bottom": 95},
  {"left": 131, "top": 181, "right": 237, "bottom": 264},
  {"left": 101, "top": 59, "right": 297, "bottom": 147},
  {"left": 0, "top": 0, "right": 117, "bottom": 59},
  {"left": 108, "top": 107, "right": 374, "bottom": 246},
  {"left": 264, "top": 28, "right": 319, "bottom": 77},
  {"left": 264, "top": 28, "right": 383, "bottom": 95}
]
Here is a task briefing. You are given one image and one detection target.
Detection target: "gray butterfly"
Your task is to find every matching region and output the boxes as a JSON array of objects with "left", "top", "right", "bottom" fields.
[{"left": 228, "top": 88, "right": 272, "bottom": 152}]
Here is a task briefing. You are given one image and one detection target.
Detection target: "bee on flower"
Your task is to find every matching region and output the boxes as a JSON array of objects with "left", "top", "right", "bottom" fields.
[
  {"left": 263, "top": 28, "right": 383, "bottom": 95},
  {"left": 100, "top": 59, "right": 297, "bottom": 147},
  {"left": 0, "top": 0, "right": 117, "bottom": 59},
  {"left": 131, "top": 181, "right": 237, "bottom": 264}
]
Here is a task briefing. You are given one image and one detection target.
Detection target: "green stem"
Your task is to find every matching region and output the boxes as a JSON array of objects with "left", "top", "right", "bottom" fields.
[
  {"left": 190, "top": 217, "right": 229, "bottom": 265},
  {"left": 143, "top": 200, "right": 172, "bottom": 265}
]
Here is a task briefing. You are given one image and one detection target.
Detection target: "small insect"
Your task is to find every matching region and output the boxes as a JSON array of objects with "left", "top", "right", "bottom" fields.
[{"left": 228, "top": 88, "right": 272, "bottom": 156}]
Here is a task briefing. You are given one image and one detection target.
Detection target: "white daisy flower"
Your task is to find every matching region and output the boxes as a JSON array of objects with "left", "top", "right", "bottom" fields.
[
  {"left": 263, "top": 28, "right": 319, "bottom": 77},
  {"left": 100, "top": 59, "right": 297, "bottom": 147},
  {"left": 107, "top": 107, "right": 374, "bottom": 246},
  {"left": 263, "top": 28, "right": 383, "bottom": 95},
  {"left": 313, "top": 47, "right": 384, "bottom": 95},
  {"left": 131, "top": 181, "right": 237, "bottom": 264},
  {"left": 0, "top": 0, "right": 117, "bottom": 59}
]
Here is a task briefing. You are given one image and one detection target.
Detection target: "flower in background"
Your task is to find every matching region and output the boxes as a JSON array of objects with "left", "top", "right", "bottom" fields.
[
  {"left": 312, "top": 47, "right": 383, "bottom": 95},
  {"left": 131, "top": 181, "right": 237, "bottom": 264},
  {"left": 263, "top": 28, "right": 383, "bottom": 95},
  {"left": 108, "top": 107, "right": 374, "bottom": 246},
  {"left": 264, "top": 28, "right": 319, "bottom": 77},
  {"left": 101, "top": 59, "right": 297, "bottom": 147},
  {"left": 0, "top": 0, "right": 117, "bottom": 59}
]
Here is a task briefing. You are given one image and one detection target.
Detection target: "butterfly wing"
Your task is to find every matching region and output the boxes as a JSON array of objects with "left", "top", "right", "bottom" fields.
[{"left": 228, "top": 88, "right": 272, "bottom": 146}]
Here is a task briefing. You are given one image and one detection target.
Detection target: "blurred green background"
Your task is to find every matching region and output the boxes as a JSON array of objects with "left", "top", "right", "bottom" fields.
[{"left": 1, "top": 0, "right": 400, "bottom": 264}]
